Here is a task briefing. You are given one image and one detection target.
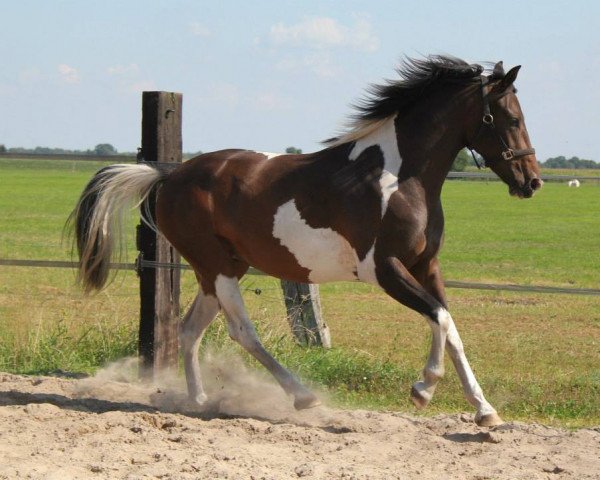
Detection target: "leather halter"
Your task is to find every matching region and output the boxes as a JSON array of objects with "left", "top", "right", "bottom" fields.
[{"left": 468, "top": 75, "right": 536, "bottom": 168}]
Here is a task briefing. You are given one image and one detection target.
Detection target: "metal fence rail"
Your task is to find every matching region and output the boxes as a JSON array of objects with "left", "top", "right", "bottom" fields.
[
  {"left": 2, "top": 258, "right": 599, "bottom": 297},
  {"left": 446, "top": 171, "right": 600, "bottom": 183},
  {"left": 0, "top": 153, "right": 136, "bottom": 162}
]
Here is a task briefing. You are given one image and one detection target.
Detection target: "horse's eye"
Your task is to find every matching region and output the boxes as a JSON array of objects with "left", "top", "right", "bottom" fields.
[{"left": 510, "top": 117, "right": 520, "bottom": 128}]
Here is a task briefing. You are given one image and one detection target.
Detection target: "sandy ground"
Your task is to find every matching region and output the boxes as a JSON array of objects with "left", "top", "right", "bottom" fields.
[{"left": 0, "top": 356, "right": 598, "bottom": 480}]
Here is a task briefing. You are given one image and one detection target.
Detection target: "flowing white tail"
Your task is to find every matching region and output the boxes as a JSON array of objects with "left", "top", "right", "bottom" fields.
[{"left": 69, "top": 163, "right": 167, "bottom": 293}]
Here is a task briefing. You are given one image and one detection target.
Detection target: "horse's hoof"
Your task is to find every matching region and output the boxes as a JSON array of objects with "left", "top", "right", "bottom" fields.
[
  {"left": 410, "top": 384, "right": 431, "bottom": 410},
  {"left": 293, "top": 392, "right": 321, "bottom": 410},
  {"left": 190, "top": 392, "right": 208, "bottom": 407},
  {"left": 475, "top": 412, "right": 504, "bottom": 427}
]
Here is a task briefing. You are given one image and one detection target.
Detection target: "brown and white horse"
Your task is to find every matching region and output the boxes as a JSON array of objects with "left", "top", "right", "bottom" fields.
[{"left": 71, "top": 56, "right": 541, "bottom": 426}]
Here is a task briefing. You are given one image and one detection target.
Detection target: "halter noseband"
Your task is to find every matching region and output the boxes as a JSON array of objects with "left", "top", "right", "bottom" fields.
[{"left": 468, "top": 75, "right": 535, "bottom": 169}]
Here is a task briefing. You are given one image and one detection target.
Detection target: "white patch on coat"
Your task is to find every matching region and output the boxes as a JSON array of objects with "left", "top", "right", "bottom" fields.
[
  {"left": 379, "top": 170, "right": 399, "bottom": 214},
  {"left": 272, "top": 117, "right": 403, "bottom": 286},
  {"left": 349, "top": 115, "right": 402, "bottom": 173},
  {"left": 348, "top": 116, "right": 402, "bottom": 287},
  {"left": 349, "top": 115, "right": 401, "bottom": 218},
  {"left": 272, "top": 200, "right": 358, "bottom": 283}
]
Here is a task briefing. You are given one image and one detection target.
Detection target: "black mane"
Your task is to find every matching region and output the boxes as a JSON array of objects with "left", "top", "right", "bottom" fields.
[{"left": 353, "top": 55, "right": 484, "bottom": 122}]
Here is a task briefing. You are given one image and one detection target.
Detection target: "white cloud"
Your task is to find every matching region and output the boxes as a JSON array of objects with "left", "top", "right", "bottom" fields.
[
  {"left": 58, "top": 64, "right": 80, "bottom": 84},
  {"left": 189, "top": 22, "right": 212, "bottom": 37},
  {"left": 269, "top": 16, "right": 379, "bottom": 52}
]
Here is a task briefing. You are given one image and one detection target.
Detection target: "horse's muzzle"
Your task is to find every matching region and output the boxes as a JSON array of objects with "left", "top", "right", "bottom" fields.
[{"left": 510, "top": 177, "right": 543, "bottom": 198}]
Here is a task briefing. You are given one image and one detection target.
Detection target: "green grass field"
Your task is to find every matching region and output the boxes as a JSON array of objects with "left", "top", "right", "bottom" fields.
[{"left": 0, "top": 158, "right": 598, "bottom": 427}]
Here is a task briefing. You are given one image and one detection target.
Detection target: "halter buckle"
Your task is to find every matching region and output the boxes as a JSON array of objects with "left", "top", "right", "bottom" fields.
[
  {"left": 502, "top": 149, "right": 515, "bottom": 161},
  {"left": 482, "top": 113, "right": 494, "bottom": 125}
]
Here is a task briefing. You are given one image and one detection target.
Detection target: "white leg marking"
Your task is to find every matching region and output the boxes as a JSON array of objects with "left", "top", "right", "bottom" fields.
[
  {"left": 411, "top": 308, "right": 449, "bottom": 408},
  {"left": 444, "top": 312, "right": 498, "bottom": 419},
  {"left": 214, "top": 275, "right": 318, "bottom": 408},
  {"left": 214, "top": 275, "right": 261, "bottom": 348},
  {"left": 412, "top": 308, "right": 498, "bottom": 420},
  {"left": 180, "top": 291, "right": 220, "bottom": 405}
]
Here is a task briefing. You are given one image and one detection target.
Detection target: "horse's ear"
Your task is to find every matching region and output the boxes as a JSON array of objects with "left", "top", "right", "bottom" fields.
[
  {"left": 500, "top": 65, "right": 521, "bottom": 88},
  {"left": 492, "top": 61, "right": 505, "bottom": 78}
]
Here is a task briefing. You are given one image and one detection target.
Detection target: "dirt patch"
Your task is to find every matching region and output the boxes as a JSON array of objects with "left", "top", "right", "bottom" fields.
[{"left": 0, "top": 356, "right": 598, "bottom": 479}]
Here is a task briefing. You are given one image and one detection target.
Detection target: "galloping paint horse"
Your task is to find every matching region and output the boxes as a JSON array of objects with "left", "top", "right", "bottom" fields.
[{"left": 71, "top": 56, "right": 541, "bottom": 426}]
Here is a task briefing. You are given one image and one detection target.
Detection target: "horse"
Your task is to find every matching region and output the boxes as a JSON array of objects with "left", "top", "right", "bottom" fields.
[{"left": 70, "top": 55, "right": 542, "bottom": 427}]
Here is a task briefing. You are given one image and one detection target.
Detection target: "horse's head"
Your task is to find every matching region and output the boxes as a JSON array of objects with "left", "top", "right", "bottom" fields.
[{"left": 468, "top": 62, "right": 542, "bottom": 198}]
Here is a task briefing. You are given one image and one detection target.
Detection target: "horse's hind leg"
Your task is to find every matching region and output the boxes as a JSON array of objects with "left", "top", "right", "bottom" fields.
[
  {"left": 180, "top": 290, "right": 220, "bottom": 406},
  {"left": 214, "top": 274, "right": 320, "bottom": 410}
]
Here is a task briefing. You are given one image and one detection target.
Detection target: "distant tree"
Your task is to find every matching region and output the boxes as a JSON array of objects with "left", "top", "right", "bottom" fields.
[
  {"left": 542, "top": 155, "right": 567, "bottom": 168},
  {"left": 8, "top": 147, "right": 26, "bottom": 153},
  {"left": 450, "top": 149, "right": 473, "bottom": 172},
  {"left": 93, "top": 143, "right": 118, "bottom": 156},
  {"left": 0, "top": 144, "right": 6, "bottom": 154},
  {"left": 33, "top": 146, "right": 55, "bottom": 154},
  {"left": 181, "top": 150, "right": 204, "bottom": 161},
  {"left": 285, "top": 146, "right": 302, "bottom": 154},
  {"left": 541, "top": 156, "right": 599, "bottom": 169}
]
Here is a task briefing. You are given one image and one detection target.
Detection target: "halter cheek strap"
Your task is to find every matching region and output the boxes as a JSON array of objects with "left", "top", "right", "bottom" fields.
[{"left": 468, "top": 76, "right": 535, "bottom": 168}]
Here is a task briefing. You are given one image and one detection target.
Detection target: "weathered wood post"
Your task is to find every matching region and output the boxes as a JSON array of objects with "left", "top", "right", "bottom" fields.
[
  {"left": 137, "top": 91, "right": 182, "bottom": 378},
  {"left": 280, "top": 281, "right": 331, "bottom": 348}
]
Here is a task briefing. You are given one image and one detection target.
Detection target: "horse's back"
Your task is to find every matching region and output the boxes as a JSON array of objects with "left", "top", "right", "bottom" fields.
[{"left": 155, "top": 148, "right": 366, "bottom": 283}]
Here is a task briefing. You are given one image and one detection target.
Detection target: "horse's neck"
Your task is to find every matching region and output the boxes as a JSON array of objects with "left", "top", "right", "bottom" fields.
[
  {"left": 334, "top": 84, "right": 475, "bottom": 197},
  {"left": 346, "top": 116, "right": 402, "bottom": 175},
  {"left": 395, "top": 88, "right": 476, "bottom": 197}
]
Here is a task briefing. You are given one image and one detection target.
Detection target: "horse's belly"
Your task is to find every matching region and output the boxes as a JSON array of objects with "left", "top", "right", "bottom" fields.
[{"left": 272, "top": 199, "right": 359, "bottom": 283}]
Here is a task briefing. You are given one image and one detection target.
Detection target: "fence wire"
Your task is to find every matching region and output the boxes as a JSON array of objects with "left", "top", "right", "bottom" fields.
[{"left": 1, "top": 258, "right": 599, "bottom": 297}]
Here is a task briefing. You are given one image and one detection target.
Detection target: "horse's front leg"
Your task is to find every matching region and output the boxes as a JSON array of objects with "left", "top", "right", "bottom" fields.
[
  {"left": 411, "top": 258, "right": 503, "bottom": 426},
  {"left": 376, "top": 256, "right": 502, "bottom": 426},
  {"left": 411, "top": 258, "right": 503, "bottom": 427},
  {"left": 375, "top": 256, "right": 448, "bottom": 406}
]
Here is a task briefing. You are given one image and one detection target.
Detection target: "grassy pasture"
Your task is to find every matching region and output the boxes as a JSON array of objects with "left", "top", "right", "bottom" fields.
[{"left": 0, "top": 158, "right": 598, "bottom": 427}]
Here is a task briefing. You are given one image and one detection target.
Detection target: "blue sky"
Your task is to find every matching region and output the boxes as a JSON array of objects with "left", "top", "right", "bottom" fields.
[{"left": 1, "top": 0, "right": 599, "bottom": 161}]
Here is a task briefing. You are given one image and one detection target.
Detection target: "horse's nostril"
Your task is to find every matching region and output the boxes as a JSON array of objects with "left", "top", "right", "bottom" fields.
[{"left": 530, "top": 178, "right": 543, "bottom": 191}]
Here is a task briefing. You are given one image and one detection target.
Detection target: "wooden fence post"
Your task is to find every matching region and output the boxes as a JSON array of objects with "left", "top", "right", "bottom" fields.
[
  {"left": 137, "top": 91, "right": 182, "bottom": 378},
  {"left": 280, "top": 281, "right": 331, "bottom": 348}
]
